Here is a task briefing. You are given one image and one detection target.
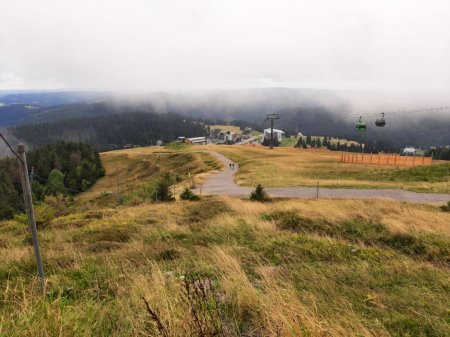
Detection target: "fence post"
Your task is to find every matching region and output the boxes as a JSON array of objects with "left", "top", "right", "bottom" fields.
[
  {"left": 447, "top": 168, "right": 449, "bottom": 193},
  {"left": 316, "top": 181, "right": 319, "bottom": 199},
  {"left": 18, "top": 144, "right": 45, "bottom": 293}
]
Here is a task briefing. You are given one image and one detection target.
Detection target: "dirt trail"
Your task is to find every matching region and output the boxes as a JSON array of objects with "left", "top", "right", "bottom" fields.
[{"left": 195, "top": 150, "right": 450, "bottom": 204}]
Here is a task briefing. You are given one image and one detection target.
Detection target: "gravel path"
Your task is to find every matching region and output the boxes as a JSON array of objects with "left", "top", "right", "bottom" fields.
[{"left": 195, "top": 150, "right": 450, "bottom": 204}]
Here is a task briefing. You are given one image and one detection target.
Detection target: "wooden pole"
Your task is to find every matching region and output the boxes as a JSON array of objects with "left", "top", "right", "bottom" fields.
[
  {"left": 316, "top": 181, "right": 319, "bottom": 199},
  {"left": 18, "top": 144, "right": 45, "bottom": 293},
  {"left": 116, "top": 167, "right": 121, "bottom": 204},
  {"left": 447, "top": 168, "right": 449, "bottom": 193}
]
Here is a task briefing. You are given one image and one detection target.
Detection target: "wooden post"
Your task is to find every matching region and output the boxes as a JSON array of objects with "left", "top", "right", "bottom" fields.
[
  {"left": 18, "top": 144, "right": 45, "bottom": 293},
  {"left": 447, "top": 168, "right": 449, "bottom": 193},
  {"left": 116, "top": 167, "right": 121, "bottom": 204},
  {"left": 316, "top": 181, "right": 319, "bottom": 199},
  {"left": 200, "top": 184, "right": 203, "bottom": 195}
]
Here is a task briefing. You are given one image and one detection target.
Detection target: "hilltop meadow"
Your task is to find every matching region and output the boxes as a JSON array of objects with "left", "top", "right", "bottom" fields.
[{"left": 1, "top": 145, "right": 449, "bottom": 337}]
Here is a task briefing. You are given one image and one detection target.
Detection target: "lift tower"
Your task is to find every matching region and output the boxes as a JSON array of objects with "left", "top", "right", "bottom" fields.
[{"left": 265, "top": 113, "right": 280, "bottom": 149}]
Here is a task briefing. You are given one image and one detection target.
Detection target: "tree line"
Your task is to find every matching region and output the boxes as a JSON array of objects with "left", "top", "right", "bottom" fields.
[
  {"left": 0, "top": 142, "right": 104, "bottom": 220},
  {"left": 294, "top": 135, "right": 450, "bottom": 157},
  {"left": 9, "top": 112, "right": 208, "bottom": 151}
]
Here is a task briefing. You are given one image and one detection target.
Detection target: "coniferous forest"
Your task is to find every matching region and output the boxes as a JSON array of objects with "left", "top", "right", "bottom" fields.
[
  {"left": 0, "top": 142, "right": 104, "bottom": 220},
  {"left": 9, "top": 112, "right": 207, "bottom": 151}
]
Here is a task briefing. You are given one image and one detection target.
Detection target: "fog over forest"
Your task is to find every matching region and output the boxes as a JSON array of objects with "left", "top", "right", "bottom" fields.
[{"left": 1, "top": 1, "right": 450, "bottom": 153}]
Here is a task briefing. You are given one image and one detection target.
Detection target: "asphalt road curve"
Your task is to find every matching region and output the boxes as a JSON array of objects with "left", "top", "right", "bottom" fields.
[{"left": 195, "top": 150, "right": 450, "bottom": 204}]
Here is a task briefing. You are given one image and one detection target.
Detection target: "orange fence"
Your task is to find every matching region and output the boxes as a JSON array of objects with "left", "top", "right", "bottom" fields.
[{"left": 340, "top": 153, "right": 433, "bottom": 166}]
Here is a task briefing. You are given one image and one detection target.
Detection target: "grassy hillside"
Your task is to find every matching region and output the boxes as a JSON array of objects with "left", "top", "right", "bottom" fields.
[
  {"left": 209, "top": 124, "right": 242, "bottom": 134},
  {"left": 1, "top": 145, "right": 449, "bottom": 336},
  {"left": 1, "top": 195, "right": 449, "bottom": 336},
  {"left": 79, "top": 146, "right": 222, "bottom": 205},
  {"left": 193, "top": 145, "right": 450, "bottom": 193}
]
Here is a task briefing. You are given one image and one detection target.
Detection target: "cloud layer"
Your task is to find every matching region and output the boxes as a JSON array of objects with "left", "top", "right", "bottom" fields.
[{"left": 1, "top": 0, "right": 450, "bottom": 92}]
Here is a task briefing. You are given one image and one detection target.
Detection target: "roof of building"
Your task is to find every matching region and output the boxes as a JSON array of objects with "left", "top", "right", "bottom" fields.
[
  {"left": 187, "top": 137, "right": 206, "bottom": 142},
  {"left": 263, "top": 128, "right": 285, "bottom": 133}
]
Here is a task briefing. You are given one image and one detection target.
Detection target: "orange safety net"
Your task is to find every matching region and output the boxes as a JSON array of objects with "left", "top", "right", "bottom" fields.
[{"left": 340, "top": 153, "right": 433, "bottom": 166}]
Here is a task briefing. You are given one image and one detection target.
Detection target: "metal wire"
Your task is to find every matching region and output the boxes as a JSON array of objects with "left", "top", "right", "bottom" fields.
[
  {"left": 33, "top": 174, "right": 85, "bottom": 194},
  {"left": 0, "top": 131, "right": 23, "bottom": 163}
]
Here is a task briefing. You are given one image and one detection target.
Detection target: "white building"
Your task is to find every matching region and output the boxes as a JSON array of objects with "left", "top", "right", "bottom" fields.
[
  {"left": 186, "top": 136, "right": 207, "bottom": 145},
  {"left": 217, "top": 131, "right": 236, "bottom": 144},
  {"left": 263, "top": 128, "right": 285, "bottom": 141},
  {"left": 403, "top": 147, "right": 416, "bottom": 156}
]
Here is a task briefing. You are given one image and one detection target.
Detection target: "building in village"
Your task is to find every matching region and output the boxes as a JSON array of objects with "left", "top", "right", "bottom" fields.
[{"left": 263, "top": 128, "right": 285, "bottom": 141}]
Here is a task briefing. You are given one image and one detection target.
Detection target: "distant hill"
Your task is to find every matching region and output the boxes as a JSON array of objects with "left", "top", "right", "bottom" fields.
[
  {"left": 0, "top": 104, "right": 41, "bottom": 128},
  {"left": 0, "top": 91, "right": 107, "bottom": 107},
  {"left": 0, "top": 91, "right": 109, "bottom": 128},
  {"left": 2, "top": 88, "right": 449, "bottom": 150},
  {"left": 9, "top": 112, "right": 206, "bottom": 151}
]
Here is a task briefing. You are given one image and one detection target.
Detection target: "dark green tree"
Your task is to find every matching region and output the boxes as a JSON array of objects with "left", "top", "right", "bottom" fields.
[
  {"left": 153, "top": 173, "right": 175, "bottom": 202},
  {"left": 306, "top": 135, "right": 312, "bottom": 145},
  {"left": 249, "top": 184, "right": 269, "bottom": 202},
  {"left": 44, "top": 169, "right": 67, "bottom": 196}
]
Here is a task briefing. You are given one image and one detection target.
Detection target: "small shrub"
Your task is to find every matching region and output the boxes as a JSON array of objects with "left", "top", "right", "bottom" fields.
[
  {"left": 43, "top": 193, "right": 69, "bottom": 217},
  {"left": 180, "top": 188, "right": 200, "bottom": 201},
  {"left": 35, "top": 203, "right": 57, "bottom": 229},
  {"left": 440, "top": 201, "right": 450, "bottom": 212},
  {"left": 152, "top": 173, "right": 175, "bottom": 202},
  {"left": 249, "top": 184, "right": 269, "bottom": 202}
]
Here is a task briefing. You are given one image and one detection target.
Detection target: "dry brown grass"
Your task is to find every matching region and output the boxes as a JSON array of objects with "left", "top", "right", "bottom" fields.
[
  {"left": 223, "top": 197, "right": 450, "bottom": 237},
  {"left": 178, "top": 145, "right": 449, "bottom": 193},
  {"left": 79, "top": 148, "right": 222, "bottom": 203},
  {"left": 2, "top": 142, "right": 450, "bottom": 336},
  {"left": 2, "top": 194, "right": 449, "bottom": 336}
]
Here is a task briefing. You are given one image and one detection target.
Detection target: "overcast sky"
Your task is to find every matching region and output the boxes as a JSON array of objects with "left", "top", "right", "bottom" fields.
[{"left": 1, "top": 0, "right": 450, "bottom": 92}]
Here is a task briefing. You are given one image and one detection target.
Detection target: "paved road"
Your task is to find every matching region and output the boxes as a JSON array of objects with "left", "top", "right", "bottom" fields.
[{"left": 195, "top": 150, "right": 450, "bottom": 204}]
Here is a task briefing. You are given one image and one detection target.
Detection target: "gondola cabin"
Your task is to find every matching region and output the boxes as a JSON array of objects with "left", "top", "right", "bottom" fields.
[{"left": 356, "top": 116, "right": 366, "bottom": 131}]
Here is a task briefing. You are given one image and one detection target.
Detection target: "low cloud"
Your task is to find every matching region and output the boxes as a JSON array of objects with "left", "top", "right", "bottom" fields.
[{"left": 1, "top": 0, "right": 450, "bottom": 94}]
